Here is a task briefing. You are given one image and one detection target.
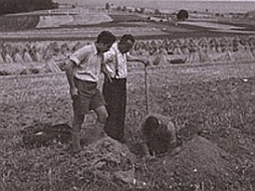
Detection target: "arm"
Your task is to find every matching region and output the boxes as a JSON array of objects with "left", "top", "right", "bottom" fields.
[
  {"left": 102, "top": 49, "right": 116, "bottom": 82},
  {"left": 101, "top": 62, "right": 112, "bottom": 83},
  {"left": 141, "top": 142, "right": 156, "bottom": 161},
  {"left": 66, "top": 45, "right": 88, "bottom": 97},
  {"left": 141, "top": 142, "right": 151, "bottom": 157},
  {"left": 103, "top": 48, "right": 115, "bottom": 64},
  {"left": 126, "top": 54, "right": 150, "bottom": 66},
  {"left": 65, "top": 59, "right": 78, "bottom": 98},
  {"left": 139, "top": 126, "right": 155, "bottom": 159}
]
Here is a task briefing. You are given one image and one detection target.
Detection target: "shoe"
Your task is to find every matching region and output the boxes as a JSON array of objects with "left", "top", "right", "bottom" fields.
[
  {"left": 71, "top": 131, "right": 81, "bottom": 152},
  {"left": 169, "top": 145, "right": 183, "bottom": 156},
  {"left": 64, "top": 143, "right": 81, "bottom": 155},
  {"left": 118, "top": 137, "right": 127, "bottom": 144}
]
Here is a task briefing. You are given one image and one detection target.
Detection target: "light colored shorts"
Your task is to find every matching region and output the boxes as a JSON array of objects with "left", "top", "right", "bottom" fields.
[{"left": 73, "top": 78, "right": 105, "bottom": 116}]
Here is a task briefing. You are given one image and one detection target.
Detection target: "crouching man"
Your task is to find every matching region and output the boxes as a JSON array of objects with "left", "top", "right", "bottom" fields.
[{"left": 140, "top": 114, "right": 181, "bottom": 158}]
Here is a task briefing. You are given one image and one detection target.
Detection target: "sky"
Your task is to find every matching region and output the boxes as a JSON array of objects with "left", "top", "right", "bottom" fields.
[
  {"left": 54, "top": 0, "right": 255, "bottom": 13},
  {"left": 55, "top": 0, "right": 255, "bottom": 2}
]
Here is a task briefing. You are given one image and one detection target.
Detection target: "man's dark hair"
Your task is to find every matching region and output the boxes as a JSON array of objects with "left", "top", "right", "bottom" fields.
[
  {"left": 120, "top": 34, "right": 135, "bottom": 44},
  {"left": 96, "top": 31, "right": 116, "bottom": 44},
  {"left": 142, "top": 116, "right": 160, "bottom": 138}
]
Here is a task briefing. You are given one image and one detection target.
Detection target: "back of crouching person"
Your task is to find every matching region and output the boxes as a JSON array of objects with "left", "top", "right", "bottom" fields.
[{"left": 140, "top": 114, "right": 180, "bottom": 158}]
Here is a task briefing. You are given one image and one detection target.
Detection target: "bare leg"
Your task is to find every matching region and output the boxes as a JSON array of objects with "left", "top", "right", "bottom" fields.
[
  {"left": 71, "top": 113, "right": 84, "bottom": 152},
  {"left": 93, "top": 105, "right": 108, "bottom": 139}
]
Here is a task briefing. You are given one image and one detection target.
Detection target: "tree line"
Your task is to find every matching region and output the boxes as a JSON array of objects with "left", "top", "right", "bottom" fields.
[
  {"left": 105, "top": 2, "right": 189, "bottom": 21},
  {"left": 0, "top": 0, "right": 58, "bottom": 16}
]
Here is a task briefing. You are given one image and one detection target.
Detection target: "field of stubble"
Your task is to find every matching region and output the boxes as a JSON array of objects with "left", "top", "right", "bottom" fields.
[{"left": 1, "top": 60, "right": 255, "bottom": 191}]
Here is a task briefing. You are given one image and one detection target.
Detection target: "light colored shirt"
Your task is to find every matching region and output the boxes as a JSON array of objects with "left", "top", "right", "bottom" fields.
[
  {"left": 103, "top": 42, "right": 129, "bottom": 79},
  {"left": 69, "top": 43, "right": 103, "bottom": 82}
]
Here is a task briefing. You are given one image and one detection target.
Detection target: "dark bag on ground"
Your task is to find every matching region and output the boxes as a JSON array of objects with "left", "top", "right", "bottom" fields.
[{"left": 21, "top": 123, "right": 72, "bottom": 148}]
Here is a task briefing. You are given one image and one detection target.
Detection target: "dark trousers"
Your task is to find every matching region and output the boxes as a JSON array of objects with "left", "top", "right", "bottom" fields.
[{"left": 103, "top": 78, "right": 127, "bottom": 142}]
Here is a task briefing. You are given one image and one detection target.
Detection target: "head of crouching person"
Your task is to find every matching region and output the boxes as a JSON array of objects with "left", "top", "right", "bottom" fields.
[{"left": 140, "top": 115, "right": 179, "bottom": 158}]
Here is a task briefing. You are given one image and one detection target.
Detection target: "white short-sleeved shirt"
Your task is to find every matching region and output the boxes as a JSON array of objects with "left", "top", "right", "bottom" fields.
[
  {"left": 103, "top": 42, "right": 129, "bottom": 79},
  {"left": 69, "top": 43, "right": 103, "bottom": 82}
]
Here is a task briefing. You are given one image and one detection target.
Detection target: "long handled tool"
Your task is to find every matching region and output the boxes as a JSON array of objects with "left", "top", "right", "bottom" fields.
[
  {"left": 144, "top": 64, "right": 181, "bottom": 150},
  {"left": 144, "top": 54, "right": 163, "bottom": 114},
  {"left": 144, "top": 65, "right": 149, "bottom": 115}
]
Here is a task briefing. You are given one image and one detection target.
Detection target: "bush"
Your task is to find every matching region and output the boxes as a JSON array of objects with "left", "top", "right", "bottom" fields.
[
  {"left": 0, "top": 0, "right": 58, "bottom": 16},
  {"left": 177, "top": 9, "right": 189, "bottom": 21},
  {"left": 29, "top": 68, "right": 40, "bottom": 74},
  {"left": 0, "top": 70, "right": 10, "bottom": 76}
]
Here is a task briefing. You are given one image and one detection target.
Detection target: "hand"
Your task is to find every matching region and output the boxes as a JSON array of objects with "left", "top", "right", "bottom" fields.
[
  {"left": 143, "top": 154, "right": 156, "bottom": 162},
  {"left": 70, "top": 87, "right": 79, "bottom": 99},
  {"left": 142, "top": 58, "right": 150, "bottom": 66},
  {"left": 103, "top": 71, "right": 112, "bottom": 83},
  {"left": 101, "top": 64, "right": 112, "bottom": 83}
]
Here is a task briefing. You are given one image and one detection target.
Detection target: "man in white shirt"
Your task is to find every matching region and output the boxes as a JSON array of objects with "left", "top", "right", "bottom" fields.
[
  {"left": 65, "top": 31, "right": 116, "bottom": 152},
  {"left": 102, "top": 34, "right": 150, "bottom": 143}
]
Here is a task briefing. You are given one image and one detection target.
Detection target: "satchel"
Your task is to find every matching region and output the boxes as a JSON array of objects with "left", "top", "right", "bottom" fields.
[{"left": 21, "top": 123, "right": 72, "bottom": 148}]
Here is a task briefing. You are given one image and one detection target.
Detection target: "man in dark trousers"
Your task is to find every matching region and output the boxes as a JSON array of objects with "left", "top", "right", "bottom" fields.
[{"left": 102, "top": 34, "right": 150, "bottom": 142}]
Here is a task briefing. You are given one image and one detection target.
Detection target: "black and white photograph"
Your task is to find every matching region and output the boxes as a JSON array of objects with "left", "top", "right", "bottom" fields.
[{"left": 1, "top": 0, "right": 255, "bottom": 190}]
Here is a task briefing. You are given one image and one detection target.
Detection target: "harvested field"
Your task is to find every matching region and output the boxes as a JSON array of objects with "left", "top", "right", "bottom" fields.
[
  {"left": 1, "top": 6, "right": 255, "bottom": 191},
  {"left": 1, "top": 60, "right": 255, "bottom": 190},
  {"left": 1, "top": 34, "right": 255, "bottom": 76}
]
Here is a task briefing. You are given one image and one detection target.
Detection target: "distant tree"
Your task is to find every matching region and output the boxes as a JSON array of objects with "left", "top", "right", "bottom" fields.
[
  {"left": 177, "top": 9, "right": 189, "bottom": 21},
  {"left": 116, "top": 6, "right": 122, "bottom": 11},
  {"left": 140, "top": 8, "right": 145, "bottom": 13},
  {"left": 105, "top": 2, "right": 110, "bottom": 10},
  {"left": 154, "top": 9, "right": 161, "bottom": 15},
  {"left": 122, "top": 6, "right": 127, "bottom": 11},
  {"left": 0, "top": 0, "right": 57, "bottom": 16}
]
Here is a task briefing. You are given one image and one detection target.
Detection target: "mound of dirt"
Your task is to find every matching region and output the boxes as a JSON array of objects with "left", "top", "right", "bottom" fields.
[
  {"left": 59, "top": 136, "right": 140, "bottom": 189},
  {"left": 137, "top": 135, "right": 238, "bottom": 190}
]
